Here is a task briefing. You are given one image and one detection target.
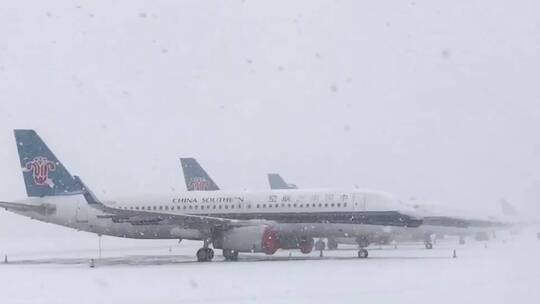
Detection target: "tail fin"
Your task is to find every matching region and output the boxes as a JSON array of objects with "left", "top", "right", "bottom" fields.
[
  {"left": 180, "top": 158, "right": 220, "bottom": 191},
  {"left": 14, "top": 129, "right": 82, "bottom": 197},
  {"left": 500, "top": 199, "right": 518, "bottom": 216},
  {"left": 267, "top": 173, "right": 298, "bottom": 190},
  {"left": 73, "top": 176, "right": 100, "bottom": 204}
]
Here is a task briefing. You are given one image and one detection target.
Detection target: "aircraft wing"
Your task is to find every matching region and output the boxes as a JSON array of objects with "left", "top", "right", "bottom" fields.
[
  {"left": 90, "top": 202, "right": 270, "bottom": 230},
  {"left": 74, "top": 175, "right": 260, "bottom": 230},
  {"left": 0, "top": 201, "right": 56, "bottom": 215}
]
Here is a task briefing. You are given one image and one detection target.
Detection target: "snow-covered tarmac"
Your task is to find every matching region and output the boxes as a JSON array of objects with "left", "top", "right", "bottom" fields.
[{"left": 1, "top": 220, "right": 539, "bottom": 304}]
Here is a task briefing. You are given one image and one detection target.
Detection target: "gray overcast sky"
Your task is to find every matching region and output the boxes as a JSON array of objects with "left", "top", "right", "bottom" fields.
[{"left": 1, "top": 0, "right": 539, "bottom": 229}]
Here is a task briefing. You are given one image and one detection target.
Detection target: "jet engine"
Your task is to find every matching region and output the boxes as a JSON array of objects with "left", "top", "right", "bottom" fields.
[
  {"left": 213, "top": 226, "right": 281, "bottom": 255},
  {"left": 213, "top": 226, "right": 314, "bottom": 255}
]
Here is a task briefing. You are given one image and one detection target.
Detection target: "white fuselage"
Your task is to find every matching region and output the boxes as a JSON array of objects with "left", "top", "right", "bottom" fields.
[{"left": 8, "top": 189, "right": 420, "bottom": 242}]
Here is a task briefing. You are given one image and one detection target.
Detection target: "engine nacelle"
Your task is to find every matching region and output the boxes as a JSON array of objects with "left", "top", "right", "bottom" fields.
[
  {"left": 213, "top": 226, "right": 281, "bottom": 255},
  {"left": 280, "top": 236, "right": 314, "bottom": 254}
]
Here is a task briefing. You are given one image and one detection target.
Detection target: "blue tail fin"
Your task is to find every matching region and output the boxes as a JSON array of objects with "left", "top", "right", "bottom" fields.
[
  {"left": 267, "top": 173, "right": 298, "bottom": 190},
  {"left": 180, "top": 158, "right": 220, "bottom": 191},
  {"left": 14, "top": 129, "right": 82, "bottom": 197},
  {"left": 73, "top": 176, "right": 100, "bottom": 204}
]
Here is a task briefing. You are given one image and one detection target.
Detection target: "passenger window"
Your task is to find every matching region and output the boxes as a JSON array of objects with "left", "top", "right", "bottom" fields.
[
  {"left": 337, "top": 203, "right": 341, "bottom": 207},
  {"left": 293, "top": 204, "right": 297, "bottom": 208},
  {"left": 189, "top": 205, "right": 193, "bottom": 209},
  {"left": 183, "top": 205, "right": 187, "bottom": 210},
  {"left": 287, "top": 204, "right": 291, "bottom": 208},
  {"left": 344, "top": 203, "right": 348, "bottom": 207},
  {"left": 256, "top": 204, "right": 260, "bottom": 208},
  {"left": 275, "top": 204, "right": 279, "bottom": 208},
  {"left": 238, "top": 204, "right": 242, "bottom": 208},
  {"left": 165, "top": 206, "right": 169, "bottom": 210},
  {"left": 263, "top": 204, "right": 266, "bottom": 208},
  {"left": 201, "top": 205, "right": 204, "bottom": 210},
  {"left": 225, "top": 205, "right": 229, "bottom": 209},
  {"left": 159, "top": 206, "right": 163, "bottom": 210},
  {"left": 219, "top": 205, "right": 222, "bottom": 209},
  {"left": 318, "top": 203, "right": 322, "bottom": 207},
  {"left": 207, "top": 205, "right": 210, "bottom": 209},
  {"left": 195, "top": 205, "right": 198, "bottom": 209},
  {"left": 213, "top": 205, "right": 217, "bottom": 209},
  {"left": 331, "top": 203, "right": 335, "bottom": 207},
  {"left": 324, "top": 203, "right": 328, "bottom": 207},
  {"left": 247, "top": 204, "right": 251, "bottom": 209}
]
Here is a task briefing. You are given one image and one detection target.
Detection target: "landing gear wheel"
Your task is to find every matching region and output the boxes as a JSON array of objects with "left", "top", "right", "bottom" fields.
[
  {"left": 424, "top": 242, "right": 433, "bottom": 250},
  {"left": 223, "top": 249, "right": 239, "bottom": 261},
  {"left": 315, "top": 239, "right": 326, "bottom": 251},
  {"left": 358, "top": 249, "right": 369, "bottom": 259},
  {"left": 327, "top": 238, "right": 339, "bottom": 250},
  {"left": 196, "top": 248, "right": 214, "bottom": 262}
]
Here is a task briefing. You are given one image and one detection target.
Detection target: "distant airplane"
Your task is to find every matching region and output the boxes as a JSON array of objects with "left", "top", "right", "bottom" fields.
[
  {"left": 1, "top": 130, "right": 422, "bottom": 262},
  {"left": 264, "top": 173, "right": 512, "bottom": 248}
]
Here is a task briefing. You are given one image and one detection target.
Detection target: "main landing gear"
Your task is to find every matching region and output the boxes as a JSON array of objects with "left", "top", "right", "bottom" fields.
[
  {"left": 356, "top": 236, "right": 370, "bottom": 259},
  {"left": 424, "top": 235, "right": 434, "bottom": 249},
  {"left": 196, "top": 239, "right": 215, "bottom": 262},
  {"left": 196, "top": 247, "right": 214, "bottom": 262},
  {"left": 222, "top": 249, "right": 239, "bottom": 261}
]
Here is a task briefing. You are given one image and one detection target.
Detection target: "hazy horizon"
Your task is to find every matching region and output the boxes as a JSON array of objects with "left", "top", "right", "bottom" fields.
[{"left": 2, "top": 1, "right": 539, "bottom": 229}]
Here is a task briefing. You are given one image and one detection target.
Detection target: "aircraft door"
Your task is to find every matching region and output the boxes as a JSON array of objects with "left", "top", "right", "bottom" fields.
[
  {"left": 352, "top": 192, "right": 367, "bottom": 211},
  {"left": 76, "top": 201, "right": 89, "bottom": 223}
]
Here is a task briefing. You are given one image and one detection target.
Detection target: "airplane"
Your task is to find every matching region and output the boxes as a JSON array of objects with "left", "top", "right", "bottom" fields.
[{"left": 0, "top": 130, "right": 422, "bottom": 262}]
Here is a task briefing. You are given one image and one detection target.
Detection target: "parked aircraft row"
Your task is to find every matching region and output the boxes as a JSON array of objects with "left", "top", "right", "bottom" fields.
[{"left": 0, "top": 130, "right": 512, "bottom": 262}]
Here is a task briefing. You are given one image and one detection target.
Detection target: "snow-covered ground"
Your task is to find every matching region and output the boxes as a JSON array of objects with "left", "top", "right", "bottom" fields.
[{"left": 1, "top": 220, "right": 539, "bottom": 304}]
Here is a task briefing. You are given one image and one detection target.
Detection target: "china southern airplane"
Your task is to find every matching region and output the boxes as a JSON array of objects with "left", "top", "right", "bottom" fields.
[{"left": 0, "top": 130, "right": 422, "bottom": 262}]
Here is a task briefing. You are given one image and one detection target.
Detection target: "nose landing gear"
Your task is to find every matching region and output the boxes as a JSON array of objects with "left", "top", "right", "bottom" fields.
[{"left": 357, "top": 248, "right": 369, "bottom": 259}]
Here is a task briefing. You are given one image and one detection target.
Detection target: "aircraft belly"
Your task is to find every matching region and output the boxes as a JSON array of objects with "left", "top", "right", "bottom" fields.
[{"left": 274, "top": 223, "right": 405, "bottom": 239}]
